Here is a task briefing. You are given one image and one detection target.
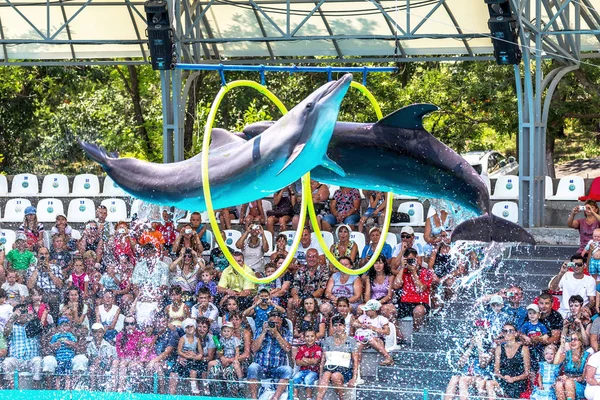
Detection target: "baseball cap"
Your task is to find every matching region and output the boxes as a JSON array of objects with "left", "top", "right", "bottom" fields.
[
  {"left": 362, "top": 299, "right": 382, "bottom": 312},
  {"left": 489, "top": 295, "right": 504, "bottom": 305},
  {"left": 24, "top": 206, "right": 37, "bottom": 216},
  {"left": 15, "top": 233, "right": 27, "bottom": 242},
  {"left": 526, "top": 304, "right": 540, "bottom": 313},
  {"left": 400, "top": 226, "right": 415, "bottom": 235},
  {"left": 91, "top": 323, "right": 105, "bottom": 331},
  {"left": 182, "top": 318, "right": 196, "bottom": 329},
  {"left": 222, "top": 322, "right": 234, "bottom": 329},
  {"left": 55, "top": 213, "right": 67, "bottom": 220}
]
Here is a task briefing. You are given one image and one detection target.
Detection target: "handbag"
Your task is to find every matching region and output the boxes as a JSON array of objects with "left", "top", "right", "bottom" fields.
[
  {"left": 391, "top": 211, "right": 410, "bottom": 223},
  {"left": 25, "top": 317, "right": 43, "bottom": 338}
]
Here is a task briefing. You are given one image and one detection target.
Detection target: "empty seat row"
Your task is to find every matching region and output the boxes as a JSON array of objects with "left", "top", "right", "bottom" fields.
[
  {"left": 0, "top": 174, "right": 126, "bottom": 197},
  {"left": 491, "top": 175, "right": 585, "bottom": 201},
  {"left": 1, "top": 198, "right": 128, "bottom": 223}
]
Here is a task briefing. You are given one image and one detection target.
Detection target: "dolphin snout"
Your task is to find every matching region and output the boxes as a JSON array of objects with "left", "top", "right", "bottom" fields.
[{"left": 321, "top": 73, "right": 353, "bottom": 99}]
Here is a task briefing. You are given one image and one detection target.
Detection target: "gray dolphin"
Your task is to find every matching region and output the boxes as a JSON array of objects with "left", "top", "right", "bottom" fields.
[
  {"left": 80, "top": 74, "right": 352, "bottom": 211},
  {"left": 243, "top": 104, "right": 534, "bottom": 244}
]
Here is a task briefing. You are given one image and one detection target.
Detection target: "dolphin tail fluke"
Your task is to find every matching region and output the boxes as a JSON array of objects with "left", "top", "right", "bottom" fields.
[
  {"left": 79, "top": 141, "right": 112, "bottom": 169},
  {"left": 451, "top": 214, "right": 536, "bottom": 244}
]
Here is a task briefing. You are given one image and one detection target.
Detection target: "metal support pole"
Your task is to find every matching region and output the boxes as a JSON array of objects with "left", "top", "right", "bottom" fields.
[{"left": 160, "top": 70, "right": 174, "bottom": 163}]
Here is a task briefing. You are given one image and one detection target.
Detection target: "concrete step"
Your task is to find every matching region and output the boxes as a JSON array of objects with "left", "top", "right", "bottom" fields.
[
  {"left": 505, "top": 245, "right": 579, "bottom": 260},
  {"left": 376, "top": 367, "right": 455, "bottom": 391},
  {"left": 410, "top": 332, "right": 467, "bottom": 351},
  {"left": 391, "top": 349, "right": 458, "bottom": 370},
  {"left": 498, "top": 258, "right": 564, "bottom": 275},
  {"left": 482, "top": 272, "right": 553, "bottom": 291},
  {"left": 357, "top": 381, "right": 444, "bottom": 400}
]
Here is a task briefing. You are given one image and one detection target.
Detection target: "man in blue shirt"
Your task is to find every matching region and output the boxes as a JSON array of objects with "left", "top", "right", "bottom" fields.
[{"left": 248, "top": 310, "right": 292, "bottom": 400}]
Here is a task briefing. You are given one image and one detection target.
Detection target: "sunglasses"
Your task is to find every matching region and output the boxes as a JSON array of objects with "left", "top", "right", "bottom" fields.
[
  {"left": 574, "top": 263, "right": 584, "bottom": 267},
  {"left": 124, "top": 322, "right": 136, "bottom": 326},
  {"left": 502, "top": 329, "right": 516, "bottom": 334},
  {"left": 184, "top": 254, "right": 192, "bottom": 258},
  {"left": 400, "top": 234, "right": 412, "bottom": 239}
]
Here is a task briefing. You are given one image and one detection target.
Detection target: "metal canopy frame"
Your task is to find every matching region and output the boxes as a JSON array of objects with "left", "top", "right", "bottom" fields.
[{"left": 2, "top": 1, "right": 600, "bottom": 228}]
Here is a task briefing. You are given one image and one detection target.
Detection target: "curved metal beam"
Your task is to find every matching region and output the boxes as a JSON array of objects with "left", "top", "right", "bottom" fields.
[{"left": 541, "top": 64, "right": 579, "bottom": 124}]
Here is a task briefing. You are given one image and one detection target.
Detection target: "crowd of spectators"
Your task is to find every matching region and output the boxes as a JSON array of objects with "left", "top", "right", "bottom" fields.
[{"left": 0, "top": 184, "right": 484, "bottom": 399}]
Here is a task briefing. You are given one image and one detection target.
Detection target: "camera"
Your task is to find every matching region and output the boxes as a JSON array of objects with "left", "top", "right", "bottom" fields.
[
  {"left": 261, "top": 298, "right": 269, "bottom": 304},
  {"left": 39, "top": 255, "right": 46, "bottom": 261},
  {"left": 507, "top": 292, "right": 515, "bottom": 297},
  {"left": 184, "top": 228, "right": 193, "bottom": 235},
  {"left": 268, "top": 321, "right": 276, "bottom": 328},
  {"left": 580, "top": 206, "right": 586, "bottom": 211},
  {"left": 407, "top": 258, "right": 416, "bottom": 265},
  {"left": 185, "top": 248, "right": 192, "bottom": 255},
  {"left": 565, "top": 336, "right": 572, "bottom": 343},
  {"left": 252, "top": 224, "right": 260, "bottom": 230},
  {"left": 567, "top": 262, "right": 575, "bottom": 268},
  {"left": 118, "top": 228, "right": 126, "bottom": 234}
]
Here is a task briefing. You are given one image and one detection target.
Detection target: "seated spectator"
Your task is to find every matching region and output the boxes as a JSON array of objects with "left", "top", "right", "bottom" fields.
[
  {"left": 519, "top": 304, "right": 548, "bottom": 374},
  {"left": 331, "top": 224, "right": 358, "bottom": 265},
  {"left": 315, "top": 314, "right": 359, "bottom": 400},
  {"left": 0, "top": 289, "right": 13, "bottom": 332},
  {"left": 359, "top": 226, "right": 392, "bottom": 267},
  {"left": 50, "top": 234, "right": 72, "bottom": 273},
  {"left": 165, "top": 286, "right": 190, "bottom": 330},
  {"left": 424, "top": 206, "right": 455, "bottom": 245},
  {"left": 50, "top": 317, "right": 77, "bottom": 390},
  {"left": 484, "top": 295, "right": 511, "bottom": 339},
  {"left": 257, "top": 263, "right": 289, "bottom": 306},
  {"left": 563, "top": 295, "right": 592, "bottom": 346},
  {"left": 156, "top": 209, "right": 177, "bottom": 252},
  {"left": 217, "top": 207, "right": 238, "bottom": 230},
  {"left": 222, "top": 297, "right": 240, "bottom": 322},
  {"left": 329, "top": 297, "right": 355, "bottom": 336},
  {"left": 530, "top": 344, "right": 560, "bottom": 400},
  {"left": 322, "top": 186, "right": 361, "bottom": 232},
  {"left": 391, "top": 226, "right": 424, "bottom": 271},
  {"left": 584, "top": 348, "right": 600, "bottom": 399},
  {"left": 294, "top": 228, "right": 325, "bottom": 266},
  {"left": 6, "top": 233, "right": 36, "bottom": 280},
  {"left": 567, "top": 200, "right": 600, "bottom": 255},
  {"left": 26, "top": 247, "right": 63, "bottom": 319},
  {"left": 288, "top": 248, "right": 330, "bottom": 322},
  {"left": 78, "top": 221, "right": 104, "bottom": 263},
  {"left": 243, "top": 288, "right": 286, "bottom": 331},
  {"left": 266, "top": 187, "right": 295, "bottom": 237},
  {"left": 173, "top": 318, "right": 205, "bottom": 394},
  {"left": 358, "top": 191, "right": 387, "bottom": 234},
  {"left": 208, "top": 322, "right": 244, "bottom": 394},
  {"left": 293, "top": 296, "right": 326, "bottom": 353},
  {"left": 584, "top": 228, "right": 600, "bottom": 280},
  {"left": 248, "top": 310, "right": 293, "bottom": 400},
  {"left": 549, "top": 254, "right": 595, "bottom": 317},
  {"left": 195, "top": 268, "right": 218, "bottom": 299},
  {"left": 3, "top": 303, "right": 43, "bottom": 389},
  {"left": 173, "top": 223, "right": 203, "bottom": 255},
  {"left": 269, "top": 234, "right": 289, "bottom": 263},
  {"left": 190, "top": 287, "right": 219, "bottom": 332},
  {"left": 148, "top": 313, "right": 182, "bottom": 394},
  {"left": 217, "top": 251, "right": 257, "bottom": 311},
  {"left": 236, "top": 224, "right": 269, "bottom": 275},
  {"left": 169, "top": 247, "right": 203, "bottom": 307},
  {"left": 208, "top": 311, "right": 252, "bottom": 396},
  {"left": 112, "top": 316, "right": 142, "bottom": 392},
  {"left": 352, "top": 299, "right": 394, "bottom": 366},
  {"left": 51, "top": 213, "right": 73, "bottom": 240},
  {"left": 364, "top": 255, "right": 396, "bottom": 323},
  {"left": 100, "top": 263, "right": 121, "bottom": 294},
  {"left": 96, "top": 204, "right": 114, "bottom": 241},
  {"left": 95, "top": 290, "right": 121, "bottom": 343},
  {"left": 488, "top": 323, "right": 531, "bottom": 399},
  {"left": 83, "top": 250, "right": 102, "bottom": 276},
  {"left": 291, "top": 179, "right": 330, "bottom": 231},
  {"left": 110, "top": 221, "right": 137, "bottom": 265},
  {"left": 189, "top": 211, "right": 211, "bottom": 251},
  {"left": 67, "top": 258, "right": 89, "bottom": 298},
  {"left": 19, "top": 206, "right": 44, "bottom": 251},
  {"left": 429, "top": 230, "right": 464, "bottom": 310},
  {"left": 2, "top": 271, "right": 29, "bottom": 306},
  {"left": 292, "top": 328, "right": 322, "bottom": 400},
  {"left": 131, "top": 244, "right": 170, "bottom": 325},
  {"left": 240, "top": 200, "right": 266, "bottom": 229},
  {"left": 554, "top": 331, "right": 589, "bottom": 400},
  {"left": 87, "top": 323, "right": 118, "bottom": 391},
  {"left": 323, "top": 256, "right": 363, "bottom": 315},
  {"left": 114, "top": 254, "right": 135, "bottom": 310},
  {"left": 28, "top": 287, "right": 50, "bottom": 327},
  {"left": 138, "top": 221, "right": 166, "bottom": 252},
  {"left": 538, "top": 292, "right": 564, "bottom": 346},
  {"left": 392, "top": 248, "right": 433, "bottom": 331},
  {"left": 60, "top": 286, "right": 89, "bottom": 329}
]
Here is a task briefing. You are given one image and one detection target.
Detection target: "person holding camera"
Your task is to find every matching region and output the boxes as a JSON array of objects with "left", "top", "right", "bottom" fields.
[
  {"left": 172, "top": 223, "right": 203, "bottom": 255},
  {"left": 77, "top": 220, "right": 104, "bottom": 263},
  {"left": 568, "top": 200, "right": 600, "bottom": 255},
  {"left": 131, "top": 243, "right": 170, "bottom": 325},
  {"left": 393, "top": 247, "right": 433, "bottom": 331},
  {"left": 2, "top": 303, "right": 43, "bottom": 389},
  {"left": 26, "top": 247, "right": 63, "bottom": 320},
  {"left": 548, "top": 254, "right": 595, "bottom": 317},
  {"left": 236, "top": 223, "right": 270, "bottom": 275},
  {"left": 247, "top": 310, "right": 293, "bottom": 400}
]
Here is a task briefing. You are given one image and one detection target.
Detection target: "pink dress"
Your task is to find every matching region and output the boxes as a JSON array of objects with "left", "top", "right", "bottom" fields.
[
  {"left": 138, "top": 333, "right": 157, "bottom": 362},
  {"left": 116, "top": 331, "right": 142, "bottom": 359}
]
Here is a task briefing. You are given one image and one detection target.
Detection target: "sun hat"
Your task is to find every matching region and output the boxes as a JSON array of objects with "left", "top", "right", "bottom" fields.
[
  {"left": 489, "top": 295, "right": 504, "bottom": 305},
  {"left": 362, "top": 299, "right": 382, "bottom": 311},
  {"left": 24, "top": 206, "right": 37, "bottom": 216},
  {"left": 182, "top": 318, "right": 197, "bottom": 329},
  {"left": 335, "top": 224, "right": 352, "bottom": 239}
]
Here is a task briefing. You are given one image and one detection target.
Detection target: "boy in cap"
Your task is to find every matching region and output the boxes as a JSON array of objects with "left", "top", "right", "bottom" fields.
[
  {"left": 208, "top": 321, "right": 243, "bottom": 385},
  {"left": 485, "top": 294, "right": 511, "bottom": 339},
  {"left": 5, "top": 233, "right": 36, "bottom": 280},
  {"left": 519, "top": 304, "right": 549, "bottom": 373},
  {"left": 87, "top": 323, "right": 117, "bottom": 390},
  {"left": 50, "top": 317, "right": 77, "bottom": 389}
]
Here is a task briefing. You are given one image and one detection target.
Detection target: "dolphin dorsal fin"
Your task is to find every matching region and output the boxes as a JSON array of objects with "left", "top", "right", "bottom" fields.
[
  {"left": 376, "top": 103, "right": 439, "bottom": 130},
  {"left": 210, "top": 128, "right": 247, "bottom": 150}
]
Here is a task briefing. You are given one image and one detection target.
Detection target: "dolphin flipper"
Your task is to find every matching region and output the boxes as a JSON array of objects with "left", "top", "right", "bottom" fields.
[
  {"left": 451, "top": 214, "right": 535, "bottom": 244},
  {"left": 322, "top": 155, "right": 346, "bottom": 177},
  {"left": 277, "top": 143, "right": 306, "bottom": 176}
]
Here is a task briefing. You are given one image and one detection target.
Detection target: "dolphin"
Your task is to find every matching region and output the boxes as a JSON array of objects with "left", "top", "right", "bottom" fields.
[
  {"left": 242, "top": 104, "right": 535, "bottom": 244},
  {"left": 80, "top": 74, "right": 352, "bottom": 211}
]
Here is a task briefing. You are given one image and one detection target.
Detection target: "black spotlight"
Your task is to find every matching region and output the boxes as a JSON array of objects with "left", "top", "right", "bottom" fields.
[
  {"left": 484, "top": 0, "right": 522, "bottom": 65},
  {"left": 144, "top": 0, "right": 174, "bottom": 70}
]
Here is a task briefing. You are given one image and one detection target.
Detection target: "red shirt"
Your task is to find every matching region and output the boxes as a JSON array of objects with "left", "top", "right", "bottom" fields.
[
  {"left": 157, "top": 222, "right": 176, "bottom": 245},
  {"left": 295, "top": 343, "right": 322, "bottom": 372},
  {"left": 399, "top": 267, "right": 433, "bottom": 304}
]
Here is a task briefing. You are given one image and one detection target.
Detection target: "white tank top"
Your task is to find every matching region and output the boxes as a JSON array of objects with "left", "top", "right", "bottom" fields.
[{"left": 99, "top": 304, "right": 119, "bottom": 325}]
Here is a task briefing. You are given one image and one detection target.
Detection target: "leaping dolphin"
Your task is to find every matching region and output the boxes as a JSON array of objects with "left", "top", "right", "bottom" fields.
[
  {"left": 80, "top": 74, "right": 352, "bottom": 211},
  {"left": 243, "top": 104, "right": 535, "bottom": 244}
]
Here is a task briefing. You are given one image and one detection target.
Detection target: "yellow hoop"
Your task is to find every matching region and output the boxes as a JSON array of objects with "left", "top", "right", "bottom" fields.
[
  {"left": 201, "top": 80, "right": 310, "bottom": 284},
  {"left": 307, "top": 81, "right": 395, "bottom": 275}
]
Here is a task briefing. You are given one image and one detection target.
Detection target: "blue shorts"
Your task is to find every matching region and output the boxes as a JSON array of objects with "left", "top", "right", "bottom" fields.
[
  {"left": 590, "top": 258, "right": 600, "bottom": 274},
  {"left": 576, "top": 380, "right": 586, "bottom": 399},
  {"left": 55, "top": 360, "right": 73, "bottom": 376},
  {"left": 322, "top": 213, "right": 360, "bottom": 227}
]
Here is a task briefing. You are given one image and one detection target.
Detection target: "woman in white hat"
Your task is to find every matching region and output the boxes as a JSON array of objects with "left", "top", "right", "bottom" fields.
[{"left": 330, "top": 224, "right": 358, "bottom": 265}]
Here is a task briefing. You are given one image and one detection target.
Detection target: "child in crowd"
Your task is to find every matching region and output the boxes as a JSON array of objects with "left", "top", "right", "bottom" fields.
[
  {"left": 175, "top": 318, "right": 204, "bottom": 394},
  {"left": 293, "top": 328, "right": 322, "bottom": 400},
  {"left": 257, "top": 263, "right": 286, "bottom": 305},
  {"left": 50, "top": 317, "right": 77, "bottom": 390},
  {"left": 5, "top": 234, "right": 35, "bottom": 280},
  {"left": 209, "top": 322, "right": 243, "bottom": 385},
  {"left": 485, "top": 294, "right": 511, "bottom": 339},
  {"left": 138, "top": 323, "right": 157, "bottom": 363},
  {"left": 87, "top": 323, "right": 118, "bottom": 391},
  {"left": 195, "top": 268, "right": 218, "bottom": 297},
  {"left": 157, "top": 208, "right": 177, "bottom": 253},
  {"left": 191, "top": 287, "right": 219, "bottom": 330},
  {"left": 51, "top": 213, "right": 73, "bottom": 238},
  {"left": 243, "top": 288, "right": 286, "bottom": 329},
  {"left": 50, "top": 234, "right": 72, "bottom": 273},
  {"left": 2, "top": 271, "right": 29, "bottom": 306},
  {"left": 330, "top": 297, "right": 354, "bottom": 336},
  {"left": 585, "top": 228, "right": 600, "bottom": 281},
  {"left": 19, "top": 206, "right": 44, "bottom": 250},
  {"left": 530, "top": 344, "right": 560, "bottom": 400},
  {"left": 353, "top": 299, "right": 394, "bottom": 366},
  {"left": 519, "top": 304, "right": 549, "bottom": 373},
  {"left": 100, "top": 264, "right": 121, "bottom": 292},
  {"left": 68, "top": 258, "right": 89, "bottom": 297},
  {"left": 28, "top": 287, "right": 49, "bottom": 327}
]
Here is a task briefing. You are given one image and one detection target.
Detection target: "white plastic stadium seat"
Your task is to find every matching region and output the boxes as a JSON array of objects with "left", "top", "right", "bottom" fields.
[
  {"left": 385, "top": 232, "right": 398, "bottom": 248},
  {"left": 396, "top": 202, "right": 425, "bottom": 227},
  {"left": 311, "top": 231, "right": 334, "bottom": 251},
  {"left": 349, "top": 231, "right": 366, "bottom": 252},
  {"left": 261, "top": 200, "right": 272, "bottom": 220},
  {"left": 491, "top": 201, "right": 519, "bottom": 223},
  {"left": 548, "top": 176, "right": 585, "bottom": 201},
  {"left": 263, "top": 230, "right": 274, "bottom": 256},
  {"left": 100, "top": 198, "right": 128, "bottom": 222},
  {"left": 0, "top": 230, "right": 16, "bottom": 252},
  {"left": 102, "top": 175, "right": 127, "bottom": 197},
  {"left": 203, "top": 230, "right": 215, "bottom": 256},
  {"left": 36, "top": 199, "right": 65, "bottom": 222},
  {"left": 71, "top": 174, "right": 100, "bottom": 197},
  {"left": 280, "top": 230, "right": 296, "bottom": 251},
  {"left": 412, "top": 233, "right": 427, "bottom": 255},
  {"left": 3, "top": 198, "right": 32, "bottom": 222},
  {"left": 385, "top": 322, "right": 400, "bottom": 352},
  {"left": 224, "top": 229, "right": 242, "bottom": 251},
  {"left": 40, "top": 174, "right": 70, "bottom": 196},
  {"left": 327, "top": 185, "right": 340, "bottom": 199},
  {"left": 71, "top": 229, "right": 82, "bottom": 240},
  {"left": 490, "top": 175, "right": 519, "bottom": 200},
  {"left": 0, "top": 175, "right": 8, "bottom": 196},
  {"left": 67, "top": 198, "right": 96, "bottom": 223},
  {"left": 10, "top": 174, "right": 38, "bottom": 196},
  {"left": 392, "top": 193, "right": 418, "bottom": 200},
  {"left": 481, "top": 174, "right": 492, "bottom": 195},
  {"left": 545, "top": 176, "right": 554, "bottom": 200}
]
